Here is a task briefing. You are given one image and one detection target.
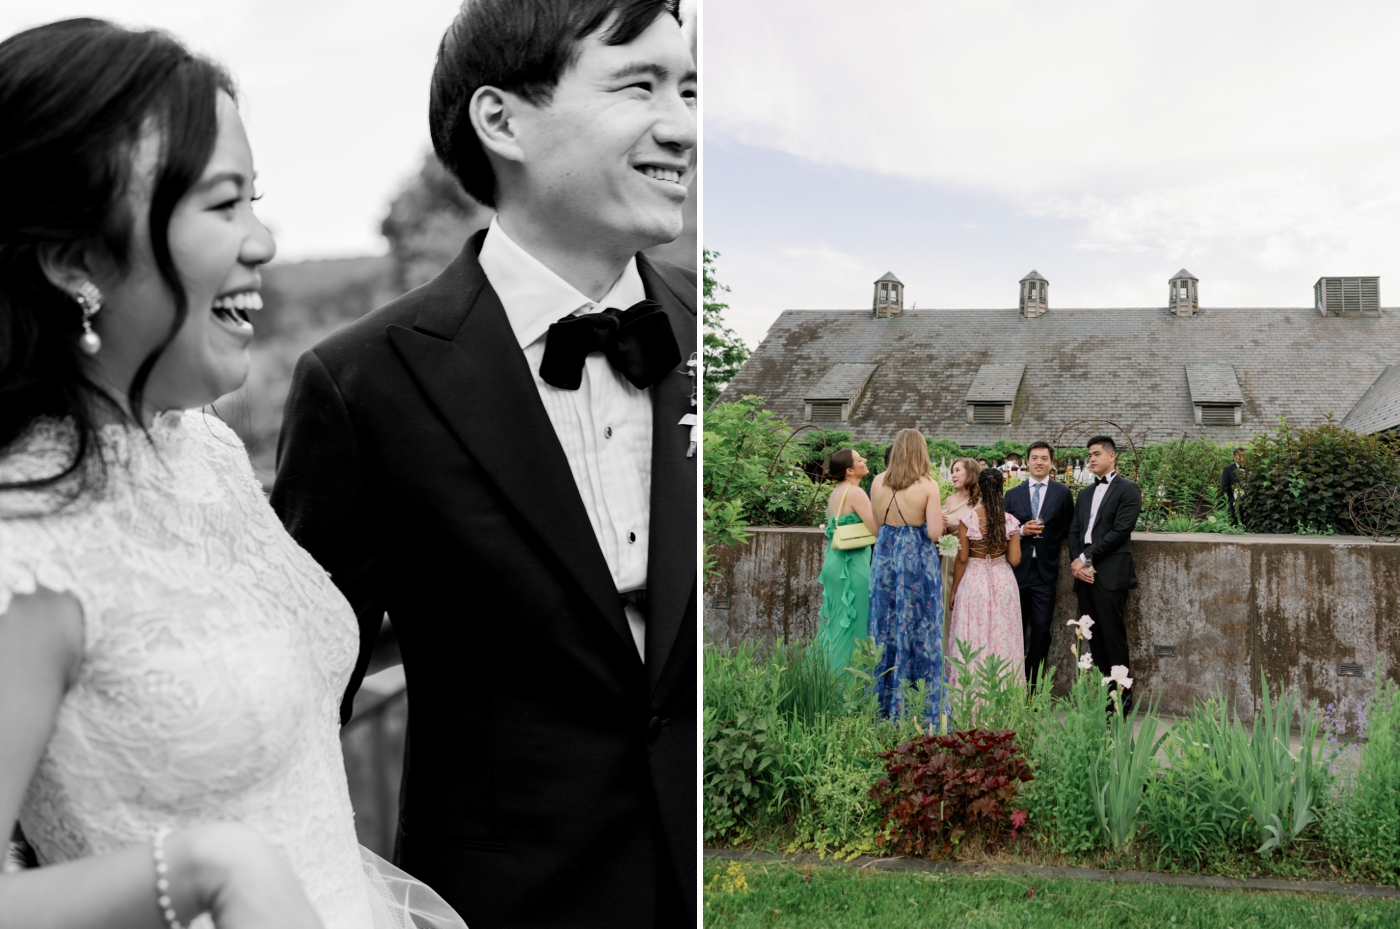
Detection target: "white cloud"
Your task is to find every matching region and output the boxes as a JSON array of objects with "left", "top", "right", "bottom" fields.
[{"left": 706, "top": 0, "right": 1400, "bottom": 293}]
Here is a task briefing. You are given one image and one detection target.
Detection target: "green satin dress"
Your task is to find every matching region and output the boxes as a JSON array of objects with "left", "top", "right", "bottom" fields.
[{"left": 816, "top": 512, "right": 872, "bottom": 671}]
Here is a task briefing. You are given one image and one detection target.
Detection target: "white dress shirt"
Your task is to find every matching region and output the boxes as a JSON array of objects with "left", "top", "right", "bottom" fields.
[
  {"left": 478, "top": 218, "right": 652, "bottom": 660},
  {"left": 1027, "top": 476, "right": 1050, "bottom": 558},
  {"left": 1084, "top": 470, "right": 1117, "bottom": 545}
]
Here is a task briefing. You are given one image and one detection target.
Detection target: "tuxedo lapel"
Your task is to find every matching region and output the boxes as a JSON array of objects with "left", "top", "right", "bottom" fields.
[
  {"left": 384, "top": 234, "right": 635, "bottom": 660},
  {"left": 638, "top": 254, "right": 697, "bottom": 694}
]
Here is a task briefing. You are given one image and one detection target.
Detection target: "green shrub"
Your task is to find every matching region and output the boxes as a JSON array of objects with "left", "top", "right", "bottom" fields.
[
  {"left": 1024, "top": 665, "right": 1111, "bottom": 853},
  {"left": 703, "top": 397, "right": 831, "bottom": 573},
  {"left": 1240, "top": 417, "right": 1400, "bottom": 534},
  {"left": 943, "top": 641, "right": 1054, "bottom": 754},
  {"left": 1142, "top": 735, "right": 1242, "bottom": 868},
  {"left": 703, "top": 644, "right": 783, "bottom": 843}
]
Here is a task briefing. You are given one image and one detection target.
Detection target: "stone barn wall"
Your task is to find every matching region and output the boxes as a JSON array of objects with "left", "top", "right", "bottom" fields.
[{"left": 704, "top": 529, "right": 1400, "bottom": 719}]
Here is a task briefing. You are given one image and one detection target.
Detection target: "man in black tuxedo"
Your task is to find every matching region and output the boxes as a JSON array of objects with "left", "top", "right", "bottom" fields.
[
  {"left": 1067, "top": 435, "right": 1142, "bottom": 710},
  {"left": 1221, "top": 446, "right": 1246, "bottom": 525},
  {"left": 1004, "top": 441, "right": 1073, "bottom": 689},
  {"left": 271, "top": 2, "right": 696, "bottom": 926}
]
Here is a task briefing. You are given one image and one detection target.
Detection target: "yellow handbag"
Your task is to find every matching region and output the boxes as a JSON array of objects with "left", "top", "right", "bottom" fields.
[{"left": 831, "top": 485, "right": 877, "bottom": 550}]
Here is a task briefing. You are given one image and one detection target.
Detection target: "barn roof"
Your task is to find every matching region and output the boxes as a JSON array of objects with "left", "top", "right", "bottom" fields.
[{"left": 719, "top": 306, "right": 1400, "bottom": 444}]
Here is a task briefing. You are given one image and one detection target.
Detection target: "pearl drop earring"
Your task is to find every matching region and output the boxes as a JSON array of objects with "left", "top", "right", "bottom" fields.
[{"left": 74, "top": 281, "right": 102, "bottom": 355}]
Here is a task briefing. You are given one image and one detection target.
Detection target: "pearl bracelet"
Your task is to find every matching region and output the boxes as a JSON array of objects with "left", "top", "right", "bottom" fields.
[{"left": 151, "top": 827, "right": 187, "bottom": 929}]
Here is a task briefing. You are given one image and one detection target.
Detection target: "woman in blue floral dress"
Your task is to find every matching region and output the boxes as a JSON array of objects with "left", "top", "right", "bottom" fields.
[{"left": 868, "top": 429, "right": 947, "bottom": 722}]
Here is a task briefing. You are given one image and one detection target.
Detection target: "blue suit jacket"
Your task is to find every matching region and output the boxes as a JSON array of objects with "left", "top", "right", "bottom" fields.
[{"left": 1004, "top": 478, "right": 1074, "bottom": 589}]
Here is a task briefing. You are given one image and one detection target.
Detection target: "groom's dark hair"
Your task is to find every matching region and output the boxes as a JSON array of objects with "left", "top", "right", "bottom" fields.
[
  {"left": 429, "top": 0, "right": 682, "bottom": 208},
  {"left": 1087, "top": 435, "right": 1117, "bottom": 454}
]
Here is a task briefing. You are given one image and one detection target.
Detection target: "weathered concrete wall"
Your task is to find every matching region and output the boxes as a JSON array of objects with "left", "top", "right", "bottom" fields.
[{"left": 704, "top": 530, "right": 1400, "bottom": 719}]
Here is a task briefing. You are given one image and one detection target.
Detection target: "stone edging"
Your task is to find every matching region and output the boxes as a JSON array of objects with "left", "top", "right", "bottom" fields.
[{"left": 704, "top": 847, "right": 1400, "bottom": 900}]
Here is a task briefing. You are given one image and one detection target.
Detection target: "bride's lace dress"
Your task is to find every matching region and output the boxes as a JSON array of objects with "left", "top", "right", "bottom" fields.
[{"left": 0, "top": 412, "right": 462, "bottom": 929}]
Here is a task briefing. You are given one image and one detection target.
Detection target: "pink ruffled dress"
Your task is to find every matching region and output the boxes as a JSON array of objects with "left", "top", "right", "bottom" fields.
[{"left": 948, "top": 510, "right": 1024, "bottom": 683}]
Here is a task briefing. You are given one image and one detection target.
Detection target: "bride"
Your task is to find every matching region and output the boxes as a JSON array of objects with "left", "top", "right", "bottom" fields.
[{"left": 0, "top": 19, "right": 464, "bottom": 929}]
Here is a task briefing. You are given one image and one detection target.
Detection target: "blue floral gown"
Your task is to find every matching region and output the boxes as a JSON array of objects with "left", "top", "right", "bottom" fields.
[{"left": 869, "top": 522, "right": 947, "bottom": 723}]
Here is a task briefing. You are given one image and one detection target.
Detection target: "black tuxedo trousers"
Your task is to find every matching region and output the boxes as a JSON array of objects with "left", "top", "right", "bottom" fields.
[{"left": 272, "top": 232, "right": 696, "bottom": 929}]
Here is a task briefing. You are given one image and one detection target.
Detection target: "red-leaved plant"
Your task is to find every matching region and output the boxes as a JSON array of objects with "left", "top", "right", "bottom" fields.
[{"left": 869, "top": 728, "right": 1033, "bottom": 857}]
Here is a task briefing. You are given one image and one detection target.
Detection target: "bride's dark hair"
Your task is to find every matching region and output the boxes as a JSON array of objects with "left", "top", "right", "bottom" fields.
[{"left": 0, "top": 19, "right": 234, "bottom": 501}]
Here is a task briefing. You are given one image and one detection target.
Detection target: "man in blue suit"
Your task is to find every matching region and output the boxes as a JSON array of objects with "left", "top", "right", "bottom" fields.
[{"left": 1004, "top": 441, "right": 1074, "bottom": 688}]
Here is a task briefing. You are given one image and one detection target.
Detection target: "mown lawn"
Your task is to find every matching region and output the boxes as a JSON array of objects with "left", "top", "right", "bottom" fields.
[{"left": 702, "top": 858, "right": 1400, "bottom": 929}]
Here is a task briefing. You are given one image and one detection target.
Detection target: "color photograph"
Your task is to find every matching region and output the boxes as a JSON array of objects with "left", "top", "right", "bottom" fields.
[{"left": 701, "top": 2, "right": 1400, "bottom": 925}]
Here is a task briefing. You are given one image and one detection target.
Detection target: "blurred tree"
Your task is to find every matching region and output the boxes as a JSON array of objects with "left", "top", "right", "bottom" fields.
[
  {"left": 380, "top": 153, "right": 493, "bottom": 292},
  {"left": 703, "top": 249, "right": 749, "bottom": 409}
]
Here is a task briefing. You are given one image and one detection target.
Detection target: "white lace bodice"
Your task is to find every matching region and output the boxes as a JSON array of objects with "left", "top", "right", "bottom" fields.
[{"left": 0, "top": 412, "right": 371, "bottom": 929}]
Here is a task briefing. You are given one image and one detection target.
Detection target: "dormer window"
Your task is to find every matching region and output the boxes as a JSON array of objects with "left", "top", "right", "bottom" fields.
[
  {"left": 1185, "top": 364, "right": 1243, "bottom": 426},
  {"left": 966, "top": 364, "right": 1025, "bottom": 425},
  {"left": 804, "top": 363, "right": 878, "bottom": 424}
]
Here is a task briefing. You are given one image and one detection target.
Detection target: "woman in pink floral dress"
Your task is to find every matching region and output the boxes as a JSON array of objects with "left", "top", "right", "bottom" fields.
[{"left": 948, "top": 468, "right": 1023, "bottom": 683}]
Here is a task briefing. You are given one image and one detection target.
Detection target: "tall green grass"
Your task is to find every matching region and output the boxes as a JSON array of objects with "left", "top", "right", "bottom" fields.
[{"left": 1324, "top": 657, "right": 1400, "bottom": 883}]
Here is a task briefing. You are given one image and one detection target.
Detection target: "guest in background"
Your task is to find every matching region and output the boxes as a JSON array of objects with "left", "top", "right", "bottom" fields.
[
  {"left": 941, "top": 457, "right": 982, "bottom": 532},
  {"left": 868, "top": 429, "right": 946, "bottom": 722},
  {"left": 816, "top": 449, "right": 876, "bottom": 671},
  {"left": 938, "top": 456, "right": 981, "bottom": 638},
  {"left": 948, "top": 468, "right": 1023, "bottom": 685},
  {"left": 1005, "top": 441, "right": 1074, "bottom": 689},
  {"left": 1068, "top": 436, "right": 1142, "bottom": 711},
  {"left": 1221, "top": 447, "right": 1246, "bottom": 526}
]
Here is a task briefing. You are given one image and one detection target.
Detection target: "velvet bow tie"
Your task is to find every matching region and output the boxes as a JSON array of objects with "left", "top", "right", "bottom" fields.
[
  {"left": 539, "top": 300, "right": 681, "bottom": 391},
  {"left": 1094, "top": 475, "right": 1110, "bottom": 485}
]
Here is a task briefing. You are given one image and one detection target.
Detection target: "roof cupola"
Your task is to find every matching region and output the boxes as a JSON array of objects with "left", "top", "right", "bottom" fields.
[
  {"left": 873, "top": 272, "right": 903, "bottom": 318},
  {"left": 1019, "top": 271, "right": 1048, "bottom": 318}
]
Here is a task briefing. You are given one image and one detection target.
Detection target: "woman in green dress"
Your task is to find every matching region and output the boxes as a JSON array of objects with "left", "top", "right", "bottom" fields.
[{"left": 817, "top": 448, "right": 878, "bottom": 670}]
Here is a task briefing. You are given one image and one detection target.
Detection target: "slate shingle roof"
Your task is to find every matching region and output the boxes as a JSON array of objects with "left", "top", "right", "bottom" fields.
[
  {"left": 875, "top": 271, "right": 903, "bottom": 284},
  {"left": 720, "top": 306, "right": 1400, "bottom": 444},
  {"left": 1342, "top": 365, "right": 1400, "bottom": 435},
  {"left": 1172, "top": 268, "right": 1199, "bottom": 281},
  {"left": 804, "top": 362, "right": 878, "bottom": 402}
]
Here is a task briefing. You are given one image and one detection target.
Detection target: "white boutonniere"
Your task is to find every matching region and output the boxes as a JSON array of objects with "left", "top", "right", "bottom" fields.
[
  {"left": 680, "top": 413, "right": 697, "bottom": 457},
  {"left": 681, "top": 352, "right": 698, "bottom": 457}
]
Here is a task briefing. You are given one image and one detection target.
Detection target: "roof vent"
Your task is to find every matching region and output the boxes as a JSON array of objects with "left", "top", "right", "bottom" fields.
[
  {"left": 804, "top": 363, "right": 878, "bottom": 424},
  {"left": 1315, "top": 277, "right": 1380, "bottom": 317}
]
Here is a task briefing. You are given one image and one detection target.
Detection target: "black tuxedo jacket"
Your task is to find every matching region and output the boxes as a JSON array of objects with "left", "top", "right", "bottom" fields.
[
  {"left": 270, "top": 231, "right": 696, "bottom": 929},
  {"left": 1067, "top": 474, "right": 1141, "bottom": 592},
  {"left": 1004, "top": 478, "right": 1073, "bottom": 589}
]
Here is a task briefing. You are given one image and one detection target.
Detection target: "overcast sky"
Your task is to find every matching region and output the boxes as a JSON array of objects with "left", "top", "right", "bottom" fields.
[
  {"left": 2, "top": 0, "right": 696, "bottom": 263},
  {"left": 705, "top": 0, "right": 1400, "bottom": 347}
]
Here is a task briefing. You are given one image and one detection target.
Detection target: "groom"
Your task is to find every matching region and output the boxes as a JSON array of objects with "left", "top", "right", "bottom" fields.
[
  {"left": 1067, "top": 435, "right": 1142, "bottom": 710},
  {"left": 271, "top": 1, "right": 697, "bottom": 926}
]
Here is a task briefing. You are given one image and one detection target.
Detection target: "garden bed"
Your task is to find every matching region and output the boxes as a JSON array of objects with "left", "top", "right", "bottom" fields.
[{"left": 703, "top": 640, "right": 1400, "bottom": 893}]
